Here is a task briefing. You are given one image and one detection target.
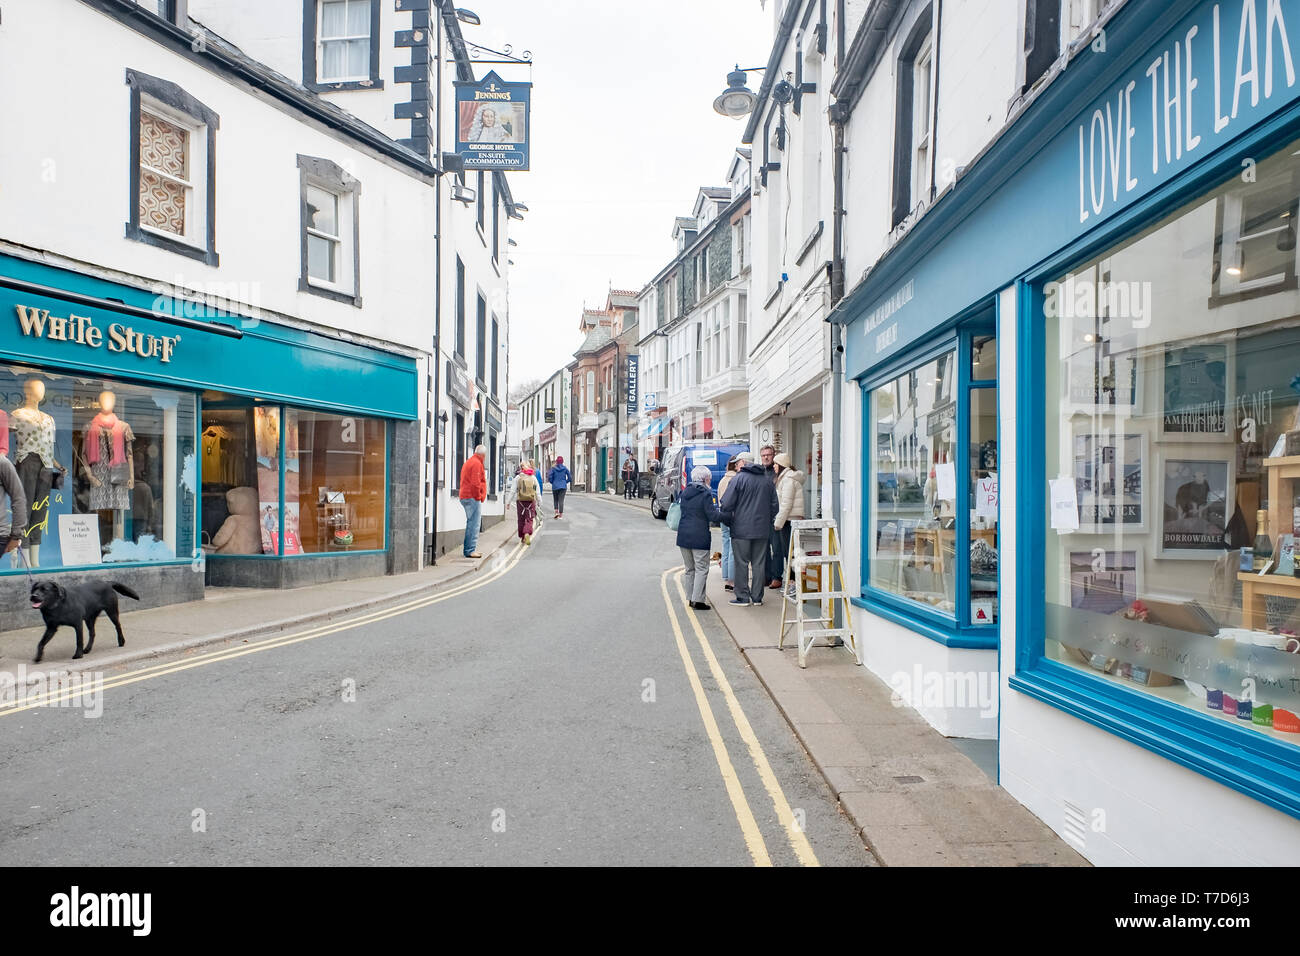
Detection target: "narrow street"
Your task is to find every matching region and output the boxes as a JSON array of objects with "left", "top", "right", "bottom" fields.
[{"left": 0, "top": 496, "right": 869, "bottom": 866}]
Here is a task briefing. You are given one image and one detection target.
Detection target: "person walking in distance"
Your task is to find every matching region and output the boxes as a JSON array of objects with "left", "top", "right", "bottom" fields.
[
  {"left": 548, "top": 455, "right": 571, "bottom": 519},
  {"left": 676, "top": 464, "right": 729, "bottom": 610},
  {"left": 507, "top": 458, "right": 541, "bottom": 546},
  {"left": 772, "top": 451, "right": 806, "bottom": 596},
  {"left": 458, "top": 444, "right": 487, "bottom": 558},
  {"left": 622, "top": 455, "right": 638, "bottom": 500},
  {"left": 717, "top": 456, "right": 740, "bottom": 592},
  {"left": 719, "top": 451, "right": 778, "bottom": 607}
]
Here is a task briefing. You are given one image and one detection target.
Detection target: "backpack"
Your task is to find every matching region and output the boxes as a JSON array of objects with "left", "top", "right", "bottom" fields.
[{"left": 517, "top": 474, "right": 538, "bottom": 501}]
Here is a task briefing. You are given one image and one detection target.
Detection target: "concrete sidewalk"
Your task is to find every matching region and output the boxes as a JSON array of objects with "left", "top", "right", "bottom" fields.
[
  {"left": 702, "top": 574, "right": 1088, "bottom": 867},
  {"left": 0, "top": 517, "right": 521, "bottom": 684}
]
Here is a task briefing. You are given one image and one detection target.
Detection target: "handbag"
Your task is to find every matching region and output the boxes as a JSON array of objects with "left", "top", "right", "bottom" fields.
[
  {"left": 109, "top": 462, "right": 130, "bottom": 485},
  {"left": 667, "top": 498, "right": 682, "bottom": 531}
]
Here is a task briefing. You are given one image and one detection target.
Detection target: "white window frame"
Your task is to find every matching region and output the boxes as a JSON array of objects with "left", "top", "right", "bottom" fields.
[
  {"left": 912, "top": 36, "right": 934, "bottom": 210},
  {"left": 305, "top": 182, "right": 343, "bottom": 285},
  {"left": 317, "top": 0, "right": 373, "bottom": 84},
  {"left": 138, "top": 101, "right": 205, "bottom": 249}
]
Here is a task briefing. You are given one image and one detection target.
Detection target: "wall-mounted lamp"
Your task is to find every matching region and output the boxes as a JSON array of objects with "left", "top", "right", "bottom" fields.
[
  {"left": 713, "top": 65, "right": 763, "bottom": 118},
  {"left": 451, "top": 183, "right": 476, "bottom": 204},
  {"left": 453, "top": 7, "right": 481, "bottom": 25}
]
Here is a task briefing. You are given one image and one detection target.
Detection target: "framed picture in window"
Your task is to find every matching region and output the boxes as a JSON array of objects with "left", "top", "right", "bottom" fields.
[
  {"left": 1065, "top": 547, "right": 1145, "bottom": 616},
  {"left": 1156, "top": 453, "right": 1234, "bottom": 560},
  {"left": 1159, "top": 339, "right": 1235, "bottom": 440},
  {"left": 1061, "top": 322, "right": 1142, "bottom": 416},
  {"left": 1072, "top": 430, "right": 1146, "bottom": 532}
]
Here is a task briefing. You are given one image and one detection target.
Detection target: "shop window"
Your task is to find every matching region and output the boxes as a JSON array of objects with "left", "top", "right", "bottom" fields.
[
  {"left": 201, "top": 402, "right": 277, "bottom": 555},
  {"left": 869, "top": 349, "right": 958, "bottom": 613},
  {"left": 865, "top": 328, "right": 997, "bottom": 631},
  {"left": 288, "top": 409, "right": 387, "bottom": 552},
  {"left": 306, "top": 0, "right": 382, "bottom": 90},
  {"left": 0, "top": 364, "right": 197, "bottom": 570},
  {"left": 126, "top": 70, "right": 218, "bottom": 266},
  {"left": 297, "top": 155, "right": 361, "bottom": 306},
  {"left": 1038, "top": 134, "right": 1300, "bottom": 756}
]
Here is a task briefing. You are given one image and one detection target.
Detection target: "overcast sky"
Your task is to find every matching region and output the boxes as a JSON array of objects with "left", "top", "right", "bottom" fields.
[{"left": 463, "top": 1, "right": 774, "bottom": 391}]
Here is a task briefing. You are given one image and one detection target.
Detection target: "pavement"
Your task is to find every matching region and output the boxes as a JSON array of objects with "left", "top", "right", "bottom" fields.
[
  {"left": 0, "top": 516, "right": 522, "bottom": 685},
  {"left": 585, "top": 491, "right": 1087, "bottom": 866}
]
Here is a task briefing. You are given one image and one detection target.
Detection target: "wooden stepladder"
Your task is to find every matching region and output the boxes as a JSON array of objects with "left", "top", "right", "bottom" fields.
[{"left": 779, "top": 518, "right": 862, "bottom": 669}]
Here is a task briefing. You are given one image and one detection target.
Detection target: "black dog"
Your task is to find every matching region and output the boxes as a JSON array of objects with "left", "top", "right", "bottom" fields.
[{"left": 31, "top": 581, "right": 140, "bottom": 663}]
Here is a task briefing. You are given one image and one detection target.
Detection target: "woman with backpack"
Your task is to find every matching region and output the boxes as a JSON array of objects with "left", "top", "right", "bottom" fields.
[
  {"left": 507, "top": 458, "right": 541, "bottom": 545},
  {"left": 674, "top": 464, "right": 730, "bottom": 611}
]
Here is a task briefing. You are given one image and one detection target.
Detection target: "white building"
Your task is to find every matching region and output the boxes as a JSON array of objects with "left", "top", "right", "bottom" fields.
[
  {"left": 518, "top": 368, "right": 570, "bottom": 482},
  {"left": 0, "top": 0, "right": 517, "bottom": 624},
  {"left": 742, "top": 0, "right": 836, "bottom": 521},
  {"left": 635, "top": 160, "right": 752, "bottom": 466},
  {"left": 824, "top": 0, "right": 1300, "bottom": 865}
]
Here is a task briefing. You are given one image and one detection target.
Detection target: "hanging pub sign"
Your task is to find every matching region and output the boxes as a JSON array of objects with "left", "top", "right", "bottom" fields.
[{"left": 454, "top": 71, "right": 531, "bottom": 171}]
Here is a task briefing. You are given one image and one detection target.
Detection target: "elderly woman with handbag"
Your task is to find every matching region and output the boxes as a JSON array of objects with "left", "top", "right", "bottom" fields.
[{"left": 674, "top": 464, "right": 729, "bottom": 610}]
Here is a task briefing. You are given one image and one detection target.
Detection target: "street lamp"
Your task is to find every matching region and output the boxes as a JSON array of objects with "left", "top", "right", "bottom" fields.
[
  {"left": 713, "top": 65, "right": 762, "bottom": 118},
  {"left": 453, "top": 7, "right": 480, "bottom": 25}
]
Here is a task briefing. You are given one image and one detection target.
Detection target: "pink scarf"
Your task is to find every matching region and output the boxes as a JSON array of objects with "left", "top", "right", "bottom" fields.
[{"left": 86, "top": 412, "right": 127, "bottom": 466}]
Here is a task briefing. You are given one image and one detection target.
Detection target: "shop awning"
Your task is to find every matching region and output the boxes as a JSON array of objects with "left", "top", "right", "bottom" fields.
[{"left": 639, "top": 417, "right": 668, "bottom": 437}]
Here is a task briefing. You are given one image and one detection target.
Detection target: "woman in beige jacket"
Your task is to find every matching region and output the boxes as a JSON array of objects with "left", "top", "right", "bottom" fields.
[{"left": 772, "top": 452, "right": 806, "bottom": 591}]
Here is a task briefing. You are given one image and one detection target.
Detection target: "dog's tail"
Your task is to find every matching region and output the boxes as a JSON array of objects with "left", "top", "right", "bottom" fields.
[{"left": 112, "top": 583, "right": 141, "bottom": 601}]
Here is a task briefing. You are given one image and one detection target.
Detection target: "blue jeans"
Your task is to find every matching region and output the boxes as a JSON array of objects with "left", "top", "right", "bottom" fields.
[
  {"left": 721, "top": 524, "right": 734, "bottom": 582},
  {"left": 460, "top": 498, "right": 482, "bottom": 555}
]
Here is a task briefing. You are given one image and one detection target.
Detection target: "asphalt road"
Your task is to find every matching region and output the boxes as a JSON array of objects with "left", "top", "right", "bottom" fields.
[{"left": 0, "top": 495, "right": 871, "bottom": 866}]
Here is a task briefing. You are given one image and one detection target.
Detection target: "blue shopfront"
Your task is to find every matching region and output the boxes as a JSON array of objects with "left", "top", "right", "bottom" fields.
[
  {"left": 837, "top": 0, "right": 1300, "bottom": 857},
  {"left": 0, "top": 253, "right": 419, "bottom": 630}
]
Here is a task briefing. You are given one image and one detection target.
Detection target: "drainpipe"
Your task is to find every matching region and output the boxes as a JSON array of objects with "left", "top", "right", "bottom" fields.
[
  {"left": 828, "top": 6, "right": 849, "bottom": 632},
  {"left": 929, "top": 0, "right": 942, "bottom": 202},
  {"left": 428, "top": 1, "right": 446, "bottom": 566}
]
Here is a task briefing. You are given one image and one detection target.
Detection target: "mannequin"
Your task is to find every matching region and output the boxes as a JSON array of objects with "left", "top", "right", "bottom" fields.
[
  {"left": 82, "top": 389, "right": 135, "bottom": 543},
  {"left": 10, "top": 379, "right": 64, "bottom": 567}
]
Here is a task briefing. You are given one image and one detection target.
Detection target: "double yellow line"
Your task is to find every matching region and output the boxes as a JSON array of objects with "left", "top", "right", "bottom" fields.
[
  {"left": 659, "top": 568, "right": 819, "bottom": 867},
  {"left": 0, "top": 541, "right": 530, "bottom": 717}
]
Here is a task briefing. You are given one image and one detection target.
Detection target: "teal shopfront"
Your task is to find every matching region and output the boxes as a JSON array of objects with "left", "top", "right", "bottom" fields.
[
  {"left": 837, "top": 0, "right": 1300, "bottom": 837},
  {"left": 0, "top": 253, "right": 419, "bottom": 627}
]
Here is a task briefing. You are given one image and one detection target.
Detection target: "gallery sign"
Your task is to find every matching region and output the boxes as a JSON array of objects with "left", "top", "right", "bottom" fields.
[
  {"left": 626, "top": 355, "right": 639, "bottom": 417},
  {"left": 454, "top": 71, "right": 531, "bottom": 171}
]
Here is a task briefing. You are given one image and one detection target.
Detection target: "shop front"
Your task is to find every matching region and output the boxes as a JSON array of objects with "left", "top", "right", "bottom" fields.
[
  {"left": 837, "top": 0, "right": 1300, "bottom": 860},
  {"left": 0, "top": 253, "right": 418, "bottom": 628}
]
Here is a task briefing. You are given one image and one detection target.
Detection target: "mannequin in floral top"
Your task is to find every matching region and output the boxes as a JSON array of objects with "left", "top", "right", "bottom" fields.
[
  {"left": 81, "top": 390, "right": 135, "bottom": 541},
  {"left": 10, "top": 378, "right": 65, "bottom": 566}
]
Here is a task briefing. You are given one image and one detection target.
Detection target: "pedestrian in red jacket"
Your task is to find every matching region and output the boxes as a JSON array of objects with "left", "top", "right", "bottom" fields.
[{"left": 459, "top": 445, "right": 487, "bottom": 558}]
